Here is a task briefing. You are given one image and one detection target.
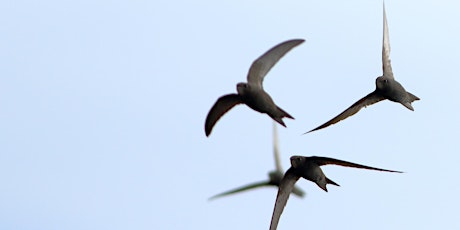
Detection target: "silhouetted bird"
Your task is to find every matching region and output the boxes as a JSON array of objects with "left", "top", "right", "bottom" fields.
[
  {"left": 306, "top": 3, "right": 419, "bottom": 134},
  {"left": 209, "top": 123, "right": 305, "bottom": 200},
  {"left": 269, "top": 155, "right": 402, "bottom": 230},
  {"left": 205, "top": 39, "right": 304, "bottom": 136}
]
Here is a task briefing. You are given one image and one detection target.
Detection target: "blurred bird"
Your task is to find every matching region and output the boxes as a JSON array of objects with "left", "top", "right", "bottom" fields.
[
  {"left": 306, "top": 3, "right": 419, "bottom": 134},
  {"left": 269, "top": 155, "right": 402, "bottom": 230},
  {"left": 209, "top": 123, "right": 305, "bottom": 200},
  {"left": 205, "top": 39, "right": 304, "bottom": 137}
]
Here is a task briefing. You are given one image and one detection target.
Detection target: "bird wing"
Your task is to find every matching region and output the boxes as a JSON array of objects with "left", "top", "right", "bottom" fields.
[
  {"left": 208, "top": 180, "right": 272, "bottom": 200},
  {"left": 305, "top": 91, "right": 386, "bottom": 133},
  {"left": 247, "top": 39, "right": 305, "bottom": 88},
  {"left": 272, "top": 122, "right": 283, "bottom": 172},
  {"left": 269, "top": 167, "right": 300, "bottom": 230},
  {"left": 382, "top": 2, "right": 394, "bottom": 79},
  {"left": 205, "top": 94, "right": 243, "bottom": 136},
  {"left": 291, "top": 185, "right": 306, "bottom": 198},
  {"left": 310, "top": 156, "right": 403, "bottom": 173}
]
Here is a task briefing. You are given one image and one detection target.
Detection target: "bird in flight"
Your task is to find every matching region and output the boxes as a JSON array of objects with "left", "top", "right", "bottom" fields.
[
  {"left": 209, "top": 123, "right": 305, "bottom": 200},
  {"left": 205, "top": 39, "right": 304, "bottom": 137},
  {"left": 305, "top": 3, "right": 419, "bottom": 134},
  {"left": 269, "top": 155, "right": 402, "bottom": 230}
]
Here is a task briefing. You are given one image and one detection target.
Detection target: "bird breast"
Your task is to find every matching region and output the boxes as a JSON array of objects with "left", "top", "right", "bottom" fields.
[
  {"left": 243, "top": 90, "right": 277, "bottom": 113},
  {"left": 300, "top": 164, "right": 325, "bottom": 183}
]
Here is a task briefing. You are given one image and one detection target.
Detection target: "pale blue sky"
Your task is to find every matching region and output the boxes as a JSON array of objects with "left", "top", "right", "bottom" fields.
[{"left": 1, "top": 0, "right": 459, "bottom": 229}]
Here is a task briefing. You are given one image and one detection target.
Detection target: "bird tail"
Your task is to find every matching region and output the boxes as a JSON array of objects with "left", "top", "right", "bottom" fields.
[
  {"left": 401, "top": 92, "right": 420, "bottom": 111},
  {"left": 317, "top": 177, "right": 340, "bottom": 192},
  {"left": 326, "top": 177, "right": 340, "bottom": 187},
  {"left": 272, "top": 117, "right": 287, "bottom": 127},
  {"left": 407, "top": 92, "right": 420, "bottom": 102},
  {"left": 271, "top": 107, "right": 294, "bottom": 127},
  {"left": 276, "top": 106, "right": 294, "bottom": 119}
]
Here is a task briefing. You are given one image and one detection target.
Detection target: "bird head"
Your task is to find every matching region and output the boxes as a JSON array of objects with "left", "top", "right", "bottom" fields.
[
  {"left": 290, "top": 156, "right": 305, "bottom": 168},
  {"left": 375, "top": 76, "right": 391, "bottom": 91},
  {"left": 236, "top": 82, "right": 248, "bottom": 95}
]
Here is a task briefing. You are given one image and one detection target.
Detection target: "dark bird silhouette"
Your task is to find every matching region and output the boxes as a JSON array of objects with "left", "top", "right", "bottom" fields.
[
  {"left": 269, "top": 155, "right": 402, "bottom": 230},
  {"left": 205, "top": 39, "right": 304, "bottom": 137},
  {"left": 209, "top": 123, "right": 305, "bottom": 200},
  {"left": 306, "top": 3, "right": 419, "bottom": 134}
]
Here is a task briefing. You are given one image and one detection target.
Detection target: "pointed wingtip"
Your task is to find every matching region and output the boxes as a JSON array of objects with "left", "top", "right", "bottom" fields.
[
  {"left": 296, "top": 191, "right": 306, "bottom": 198},
  {"left": 382, "top": 2, "right": 386, "bottom": 23},
  {"left": 207, "top": 192, "right": 229, "bottom": 201},
  {"left": 383, "top": 0, "right": 386, "bottom": 14},
  {"left": 204, "top": 118, "right": 213, "bottom": 137},
  {"left": 302, "top": 128, "right": 316, "bottom": 135},
  {"left": 205, "top": 128, "right": 211, "bottom": 137},
  {"left": 289, "top": 38, "right": 306, "bottom": 45},
  {"left": 381, "top": 168, "right": 404, "bottom": 173}
]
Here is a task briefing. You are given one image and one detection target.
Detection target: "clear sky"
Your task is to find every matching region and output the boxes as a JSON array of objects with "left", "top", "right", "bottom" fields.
[{"left": 1, "top": 0, "right": 459, "bottom": 229}]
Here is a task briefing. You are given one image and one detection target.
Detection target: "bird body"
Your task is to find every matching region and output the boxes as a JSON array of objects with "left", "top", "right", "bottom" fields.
[
  {"left": 205, "top": 39, "right": 304, "bottom": 136},
  {"left": 375, "top": 76, "right": 419, "bottom": 110},
  {"left": 269, "top": 155, "right": 402, "bottom": 230},
  {"left": 209, "top": 123, "right": 304, "bottom": 200},
  {"left": 236, "top": 83, "right": 289, "bottom": 119},
  {"left": 305, "top": 4, "right": 419, "bottom": 133}
]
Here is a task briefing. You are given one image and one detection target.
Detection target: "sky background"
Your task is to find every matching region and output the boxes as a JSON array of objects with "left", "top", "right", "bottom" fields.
[{"left": 1, "top": 0, "right": 459, "bottom": 229}]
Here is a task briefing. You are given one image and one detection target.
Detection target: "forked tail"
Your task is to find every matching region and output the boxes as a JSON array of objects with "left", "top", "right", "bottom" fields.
[
  {"left": 326, "top": 177, "right": 340, "bottom": 187},
  {"left": 407, "top": 92, "right": 420, "bottom": 102},
  {"left": 277, "top": 106, "right": 294, "bottom": 119}
]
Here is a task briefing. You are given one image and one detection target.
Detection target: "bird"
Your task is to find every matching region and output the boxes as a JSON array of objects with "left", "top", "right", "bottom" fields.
[
  {"left": 209, "top": 122, "right": 305, "bottom": 200},
  {"left": 269, "top": 155, "right": 402, "bottom": 230},
  {"left": 305, "top": 3, "right": 419, "bottom": 134},
  {"left": 204, "top": 39, "right": 305, "bottom": 137}
]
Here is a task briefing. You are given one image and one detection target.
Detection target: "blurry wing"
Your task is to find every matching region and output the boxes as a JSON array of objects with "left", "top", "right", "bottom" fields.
[
  {"left": 273, "top": 122, "right": 283, "bottom": 172},
  {"left": 269, "top": 167, "right": 300, "bottom": 230},
  {"left": 247, "top": 39, "right": 305, "bottom": 88},
  {"left": 310, "top": 156, "right": 403, "bottom": 173},
  {"left": 205, "top": 94, "right": 243, "bottom": 136},
  {"left": 291, "top": 185, "right": 306, "bottom": 198},
  {"left": 305, "top": 91, "right": 385, "bottom": 133},
  {"left": 208, "top": 181, "right": 272, "bottom": 200},
  {"left": 382, "top": 2, "right": 394, "bottom": 79}
]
